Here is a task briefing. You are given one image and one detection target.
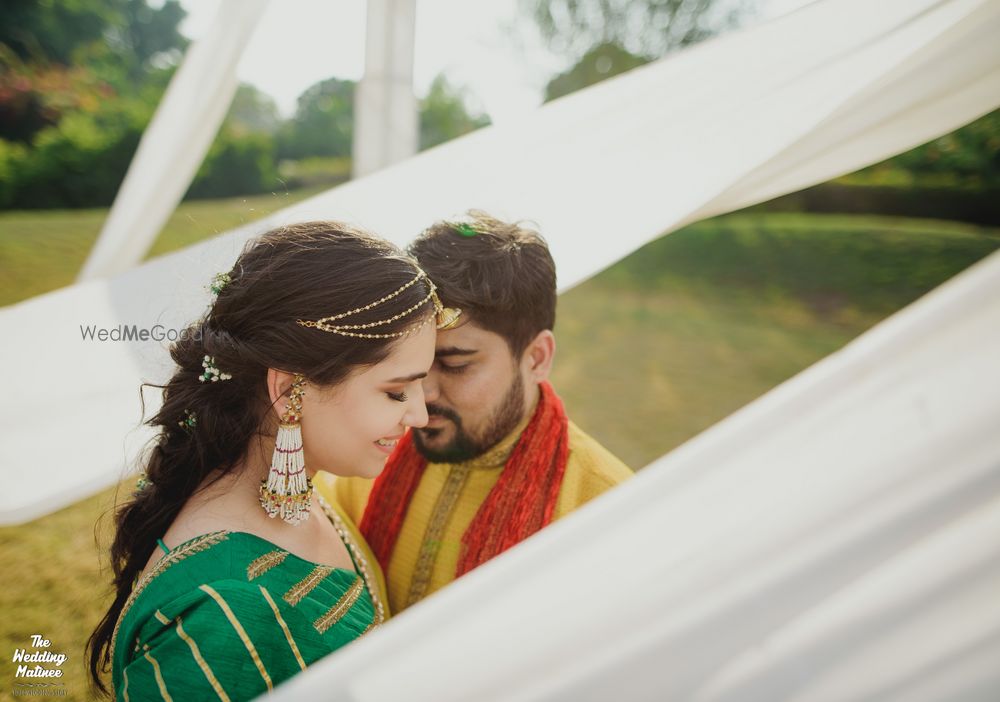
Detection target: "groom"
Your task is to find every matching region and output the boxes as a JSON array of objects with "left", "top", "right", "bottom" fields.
[{"left": 322, "top": 211, "right": 632, "bottom": 613}]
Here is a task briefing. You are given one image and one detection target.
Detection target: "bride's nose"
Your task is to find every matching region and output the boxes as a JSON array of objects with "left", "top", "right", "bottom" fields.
[{"left": 404, "top": 385, "right": 429, "bottom": 428}]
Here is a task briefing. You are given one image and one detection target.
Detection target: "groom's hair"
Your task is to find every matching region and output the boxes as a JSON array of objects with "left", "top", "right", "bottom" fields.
[{"left": 410, "top": 210, "right": 556, "bottom": 356}]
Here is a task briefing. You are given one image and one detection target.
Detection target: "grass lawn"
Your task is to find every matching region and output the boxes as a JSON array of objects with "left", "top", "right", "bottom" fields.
[
  {"left": 555, "top": 213, "right": 1000, "bottom": 467},
  {"left": 0, "top": 186, "right": 325, "bottom": 308},
  {"left": 0, "top": 201, "right": 998, "bottom": 700}
]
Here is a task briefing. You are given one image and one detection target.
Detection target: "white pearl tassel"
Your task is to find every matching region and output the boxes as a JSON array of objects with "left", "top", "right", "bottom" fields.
[{"left": 260, "top": 422, "right": 312, "bottom": 525}]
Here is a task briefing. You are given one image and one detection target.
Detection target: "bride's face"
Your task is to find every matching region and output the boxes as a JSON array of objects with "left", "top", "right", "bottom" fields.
[{"left": 297, "top": 321, "right": 436, "bottom": 479}]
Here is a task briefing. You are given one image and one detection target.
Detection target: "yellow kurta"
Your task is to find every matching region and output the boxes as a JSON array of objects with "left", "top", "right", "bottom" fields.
[{"left": 314, "top": 418, "right": 632, "bottom": 614}]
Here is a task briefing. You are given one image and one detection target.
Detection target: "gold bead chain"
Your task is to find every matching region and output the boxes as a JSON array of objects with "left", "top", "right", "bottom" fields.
[
  {"left": 314, "top": 271, "right": 427, "bottom": 324},
  {"left": 296, "top": 268, "right": 460, "bottom": 338}
]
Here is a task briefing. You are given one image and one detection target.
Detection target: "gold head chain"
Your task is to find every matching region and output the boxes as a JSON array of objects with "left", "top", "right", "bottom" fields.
[{"left": 297, "top": 270, "right": 462, "bottom": 338}]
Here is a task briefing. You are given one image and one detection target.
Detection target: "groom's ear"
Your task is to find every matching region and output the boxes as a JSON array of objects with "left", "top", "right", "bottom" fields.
[{"left": 522, "top": 330, "right": 555, "bottom": 382}]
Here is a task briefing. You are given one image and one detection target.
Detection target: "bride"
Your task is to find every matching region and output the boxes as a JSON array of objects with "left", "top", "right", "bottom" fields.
[{"left": 86, "top": 221, "right": 459, "bottom": 700}]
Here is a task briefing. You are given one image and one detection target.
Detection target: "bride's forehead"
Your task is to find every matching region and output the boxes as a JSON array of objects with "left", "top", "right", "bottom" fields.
[
  {"left": 376, "top": 324, "right": 437, "bottom": 368},
  {"left": 312, "top": 325, "right": 436, "bottom": 394}
]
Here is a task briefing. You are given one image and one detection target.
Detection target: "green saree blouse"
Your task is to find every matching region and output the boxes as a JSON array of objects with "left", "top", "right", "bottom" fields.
[{"left": 110, "top": 495, "right": 387, "bottom": 701}]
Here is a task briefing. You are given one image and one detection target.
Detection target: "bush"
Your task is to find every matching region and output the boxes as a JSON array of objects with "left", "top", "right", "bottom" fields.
[
  {"left": 755, "top": 181, "right": 1000, "bottom": 226},
  {"left": 0, "top": 138, "right": 28, "bottom": 208},
  {"left": 185, "top": 128, "right": 278, "bottom": 200},
  {"left": 3, "top": 109, "right": 281, "bottom": 208},
  {"left": 275, "top": 78, "right": 354, "bottom": 161},
  {"left": 8, "top": 100, "right": 148, "bottom": 208}
]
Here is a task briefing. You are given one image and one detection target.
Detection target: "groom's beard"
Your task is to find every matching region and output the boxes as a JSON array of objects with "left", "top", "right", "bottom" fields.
[{"left": 413, "top": 373, "right": 525, "bottom": 463}]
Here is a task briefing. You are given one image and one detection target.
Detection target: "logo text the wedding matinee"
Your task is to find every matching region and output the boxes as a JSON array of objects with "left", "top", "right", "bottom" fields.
[{"left": 12, "top": 635, "right": 67, "bottom": 678}]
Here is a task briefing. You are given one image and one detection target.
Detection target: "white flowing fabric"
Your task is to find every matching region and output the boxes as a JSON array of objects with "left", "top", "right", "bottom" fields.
[
  {"left": 76, "top": 0, "right": 269, "bottom": 281},
  {"left": 0, "top": 0, "right": 996, "bottom": 523}
]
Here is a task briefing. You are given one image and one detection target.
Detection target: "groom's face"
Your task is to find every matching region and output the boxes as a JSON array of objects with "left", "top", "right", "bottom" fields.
[{"left": 412, "top": 321, "right": 530, "bottom": 463}]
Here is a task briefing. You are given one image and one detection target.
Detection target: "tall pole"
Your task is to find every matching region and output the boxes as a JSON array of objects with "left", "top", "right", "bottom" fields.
[{"left": 353, "top": 0, "right": 419, "bottom": 178}]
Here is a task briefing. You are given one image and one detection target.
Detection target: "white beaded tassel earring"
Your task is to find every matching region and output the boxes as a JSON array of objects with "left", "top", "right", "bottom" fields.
[{"left": 259, "top": 373, "right": 313, "bottom": 525}]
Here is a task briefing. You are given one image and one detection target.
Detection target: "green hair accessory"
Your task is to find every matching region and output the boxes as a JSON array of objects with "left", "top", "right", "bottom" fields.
[
  {"left": 209, "top": 272, "right": 231, "bottom": 296},
  {"left": 455, "top": 223, "right": 478, "bottom": 238},
  {"left": 134, "top": 472, "right": 152, "bottom": 496},
  {"left": 177, "top": 409, "right": 197, "bottom": 429}
]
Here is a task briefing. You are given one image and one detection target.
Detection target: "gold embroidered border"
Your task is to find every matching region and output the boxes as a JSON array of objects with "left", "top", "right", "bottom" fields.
[
  {"left": 175, "top": 616, "right": 230, "bottom": 701},
  {"left": 143, "top": 650, "right": 173, "bottom": 701},
  {"left": 258, "top": 586, "right": 307, "bottom": 671},
  {"left": 122, "top": 668, "right": 131, "bottom": 702},
  {"left": 313, "top": 578, "right": 364, "bottom": 634},
  {"left": 405, "top": 463, "right": 472, "bottom": 608},
  {"left": 153, "top": 610, "right": 171, "bottom": 626},
  {"left": 246, "top": 550, "right": 289, "bottom": 580},
  {"left": 358, "top": 618, "right": 376, "bottom": 638},
  {"left": 316, "top": 494, "right": 386, "bottom": 624},
  {"left": 283, "top": 565, "right": 334, "bottom": 607},
  {"left": 200, "top": 584, "right": 273, "bottom": 691},
  {"left": 110, "top": 532, "right": 229, "bottom": 666}
]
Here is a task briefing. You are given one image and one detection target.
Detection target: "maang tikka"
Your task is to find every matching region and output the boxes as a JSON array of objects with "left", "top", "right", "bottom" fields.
[{"left": 259, "top": 374, "right": 313, "bottom": 525}]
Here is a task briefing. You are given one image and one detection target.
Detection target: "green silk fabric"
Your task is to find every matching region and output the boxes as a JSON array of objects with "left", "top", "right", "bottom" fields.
[{"left": 110, "top": 529, "right": 378, "bottom": 701}]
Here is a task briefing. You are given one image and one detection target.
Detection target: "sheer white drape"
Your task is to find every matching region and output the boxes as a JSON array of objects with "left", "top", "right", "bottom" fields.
[{"left": 1, "top": 3, "right": 998, "bottom": 695}]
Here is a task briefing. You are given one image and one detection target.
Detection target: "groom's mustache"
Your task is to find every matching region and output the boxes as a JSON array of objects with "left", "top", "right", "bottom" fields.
[{"left": 425, "top": 403, "right": 461, "bottom": 424}]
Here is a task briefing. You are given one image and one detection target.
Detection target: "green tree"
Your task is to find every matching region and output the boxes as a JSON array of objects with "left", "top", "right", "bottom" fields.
[
  {"left": 0, "top": 0, "right": 185, "bottom": 144},
  {"left": 522, "top": 0, "right": 754, "bottom": 63},
  {"left": 0, "top": 0, "right": 117, "bottom": 63},
  {"left": 188, "top": 84, "right": 283, "bottom": 199},
  {"left": 545, "top": 42, "right": 650, "bottom": 102},
  {"left": 277, "top": 77, "right": 355, "bottom": 160},
  {"left": 105, "top": 0, "right": 188, "bottom": 82},
  {"left": 187, "top": 127, "right": 278, "bottom": 199},
  {"left": 0, "top": 0, "right": 195, "bottom": 208},
  {"left": 419, "top": 74, "right": 491, "bottom": 150},
  {"left": 886, "top": 109, "right": 1000, "bottom": 186},
  {"left": 0, "top": 0, "right": 186, "bottom": 68},
  {"left": 225, "top": 83, "right": 282, "bottom": 135}
]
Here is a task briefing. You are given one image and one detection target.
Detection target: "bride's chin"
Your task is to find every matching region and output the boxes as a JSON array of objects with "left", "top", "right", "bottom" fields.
[
  {"left": 341, "top": 456, "right": 391, "bottom": 480},
  {"left": 363, "top": 458, "right": 391, "bottom": 479}
]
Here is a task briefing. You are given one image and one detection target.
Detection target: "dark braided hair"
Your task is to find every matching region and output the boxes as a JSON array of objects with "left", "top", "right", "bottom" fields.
[{"left": 87, "top": 221, "right": 434, "bottom": 696}]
